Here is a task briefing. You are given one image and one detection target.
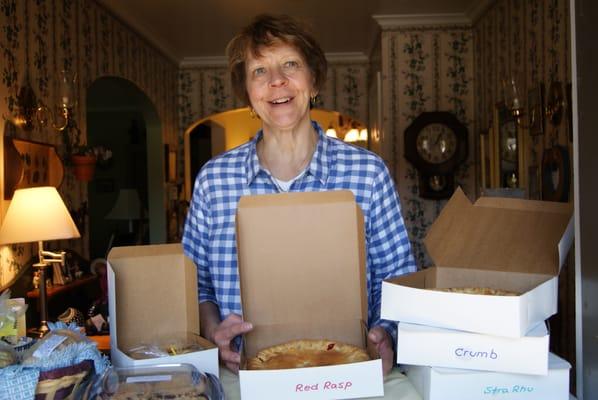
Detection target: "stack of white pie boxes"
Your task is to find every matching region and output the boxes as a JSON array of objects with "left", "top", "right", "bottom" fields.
[{"left": 381, "top": 189, "right": 574, "bottom": 400}]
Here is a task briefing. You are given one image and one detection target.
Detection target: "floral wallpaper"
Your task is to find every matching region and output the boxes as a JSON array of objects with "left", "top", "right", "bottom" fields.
[
  {"left": 374, "top": 0, "right": 571, "bottom": 269},
  {"left": 0, "top": 0, "right": 178, "bottom": 287},
  {"left": 177, "top": 61, "right": 369, "bottom": 206},
  {"left": 178, "top": 62, "right": 369, "bottom": 133},
  {"left": 474, "top": 0, "right": 574, "bottom": 385},
  {"left": 379, "top": 26, "right": 475, "bottom": 267},
  {"left": 0, "top": 0, "right": 572, "bottom": 288},
  {"left": 474, "top": 0, "right": 571, "bottom": 200}
]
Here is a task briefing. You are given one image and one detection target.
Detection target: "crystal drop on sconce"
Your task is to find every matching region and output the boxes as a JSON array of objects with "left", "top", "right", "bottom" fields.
[
  {"left": 503, "top": 77, "right": 523, "bottom": 116},
  {"left": 58, "top": 69, "right": 77, "bottom": 109}
]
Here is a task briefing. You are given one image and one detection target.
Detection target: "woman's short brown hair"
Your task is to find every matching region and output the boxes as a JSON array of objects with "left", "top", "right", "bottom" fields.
[{"left": 226, "top": 14, "right": 327, "bottom": 105}]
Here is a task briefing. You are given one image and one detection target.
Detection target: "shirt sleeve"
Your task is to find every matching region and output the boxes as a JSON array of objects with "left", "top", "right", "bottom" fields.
[
  {"left": 182, "top": 174, "right": 217, "bottom": 304},
  {"left": 366, "top": 160, "right": 417, "bottom": 341}
]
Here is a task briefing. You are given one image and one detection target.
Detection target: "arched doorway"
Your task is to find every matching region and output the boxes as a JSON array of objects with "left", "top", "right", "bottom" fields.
[
  {"left": 86, "top": 77, "right": 166, "bottom": 259},
  {"left": 183, "top": 108, "right": 368, "bottom": 201}
]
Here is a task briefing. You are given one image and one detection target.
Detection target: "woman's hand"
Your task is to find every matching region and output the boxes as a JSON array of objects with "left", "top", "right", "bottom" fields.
[
  {"left": 368, "top": 326, "right": 394, "bottom": 376},
  {"left": 200, "top": 302, "right": 253, "bottom": 373},
  {"left": 212, "top": 313, "right": 253, "bottom": 373}
]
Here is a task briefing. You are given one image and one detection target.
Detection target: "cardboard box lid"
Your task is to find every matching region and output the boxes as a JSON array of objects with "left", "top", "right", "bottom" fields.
[
  {"left": 236, "top": 191, "right": 367, "bottom": 351},
  {"left": 107, "top": 243, "right": 199, "bottom": 350},
  {"left": 425, "top": 188, "right": 573, "bottom": 275}
]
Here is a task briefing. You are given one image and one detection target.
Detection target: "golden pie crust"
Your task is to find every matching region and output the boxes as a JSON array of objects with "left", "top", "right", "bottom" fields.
[
  {"left": 432, "top": 287, "right": 519, "bottom": 296},
  {"left": 247, "top": 339, "right": 370, "bottom": 370}
]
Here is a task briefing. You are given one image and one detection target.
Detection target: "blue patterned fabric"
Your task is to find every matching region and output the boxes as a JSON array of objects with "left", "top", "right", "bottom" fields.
[
  {"left": 0, "top": 323, "right": 110, "bottom": 400},
  {"left": 0, "top": 366, "right": 39, "bottom": 400},
  {"left": 183, "top": 121, "right": 416, "bottom": 341}
]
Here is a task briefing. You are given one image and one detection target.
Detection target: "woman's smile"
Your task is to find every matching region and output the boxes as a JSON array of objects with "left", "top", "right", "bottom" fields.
[{"left": 245, "top": 43, "right": 314, "bottom": 131}]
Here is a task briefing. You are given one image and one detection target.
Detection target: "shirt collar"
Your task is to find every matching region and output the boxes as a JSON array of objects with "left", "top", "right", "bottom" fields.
[{"left": 245, "top": 121, "right": 330, "bottom": 186}]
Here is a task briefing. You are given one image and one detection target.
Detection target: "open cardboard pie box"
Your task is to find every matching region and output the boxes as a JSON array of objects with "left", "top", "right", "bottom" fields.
[
  {"left": 107, "top": 244, "right": 219, "bottom": 377},
  {"left": 236, "top": 191, "right": 384, "bottom": 399},
  {"left": 381, "top": 188, "right": 574, "bottom": 338}
]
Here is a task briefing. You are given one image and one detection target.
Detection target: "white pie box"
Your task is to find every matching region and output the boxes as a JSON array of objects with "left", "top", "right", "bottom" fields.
[
  {"left": 405, "top": 352, "right": 571, "bottom": 400},
  {"left": 381, "top": 188, "right": 574, "bottom": 338},
  {"left": 397, "top": 322, "right": 550, "bottom": 375},
  {"left": 236, "top": 191, "right": 384, "bottom": 400},
  {"left": 107, "top": 243, "right": 219, "bottom": 377}
]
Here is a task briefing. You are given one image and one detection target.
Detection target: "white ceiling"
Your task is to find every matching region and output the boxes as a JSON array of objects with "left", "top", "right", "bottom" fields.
[{"left": 98, "top": 0, "right": 487, "bottom": 64}]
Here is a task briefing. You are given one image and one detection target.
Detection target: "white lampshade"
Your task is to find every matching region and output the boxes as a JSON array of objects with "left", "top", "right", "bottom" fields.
[
  {"left": 0, "top": 186, "right": 81, "bottom": 245},
  {"left": 105, "top": 188, "right": 143, "bottom": 221},
  {"left": 325, "top": 127, "right": 338, "bottom": 138}
]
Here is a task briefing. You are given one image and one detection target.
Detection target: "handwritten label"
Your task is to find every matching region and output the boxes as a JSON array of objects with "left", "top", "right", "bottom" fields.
[
  {"left": 126, "top": 375, "right": 172, "bottom": 384},
  {"left": 455, "top": 347, "right": 498, "bottom": 360},
  {"left": 484, "top": 385, "right": 535, "bottom": 395},
  {"left": 295, "top": 380, "right": 353, "bottom": 392}
]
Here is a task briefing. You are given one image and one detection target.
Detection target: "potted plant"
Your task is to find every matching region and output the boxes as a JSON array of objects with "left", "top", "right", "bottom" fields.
[
  {"left": 70, "top": 145, "right": 113, "bottom": 182},
  {"left": 70, "top": 146, "right": 97, "bottom": 182},
  {"left": 62, "top": 119, "right": 112, "bottom": 182}
]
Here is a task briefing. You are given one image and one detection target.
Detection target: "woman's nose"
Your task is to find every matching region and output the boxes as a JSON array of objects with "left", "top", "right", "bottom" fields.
[{"left": 268, "top": 66, "right": 288, "bottom": 87}]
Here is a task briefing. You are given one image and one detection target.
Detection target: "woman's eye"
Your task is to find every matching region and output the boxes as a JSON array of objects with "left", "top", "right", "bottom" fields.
[
  {"left": 283, "top": 60, "right": 299, "bottom": 69},
  {"left": 253, "top": 67, "right": 266, "bottom": 76}
]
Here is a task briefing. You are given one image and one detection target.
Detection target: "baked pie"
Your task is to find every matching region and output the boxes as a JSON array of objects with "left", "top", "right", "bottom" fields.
[
  {"left": 432, "top": 287, "right": 519, "bottom": 296},
  {"left": 248, "top": 339, "right": 370, "bottom": 370}
]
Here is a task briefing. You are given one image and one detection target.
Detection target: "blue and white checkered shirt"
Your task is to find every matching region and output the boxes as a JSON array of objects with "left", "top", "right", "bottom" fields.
[{"left": 182, "top": 121, "right": 416, "bottom": 342}]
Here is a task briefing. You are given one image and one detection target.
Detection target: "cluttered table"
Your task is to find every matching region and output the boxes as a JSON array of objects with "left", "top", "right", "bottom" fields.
[{"left": 218, "top": 366, "right": 423, "bottom": 400}]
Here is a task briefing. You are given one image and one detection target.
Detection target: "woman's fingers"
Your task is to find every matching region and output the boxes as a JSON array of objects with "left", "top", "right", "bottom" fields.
[
  {"left": 214, "top": 318, "right": 253, "bottom": 344},
  {"left": 212, "top": 313, "right": 254, "bottom": 373},
  {"left": 368, "top": 326, "right": 394, "bottom": 376},
  {"left": 220, "top": 347, "right": 241, "bottom": 364}
]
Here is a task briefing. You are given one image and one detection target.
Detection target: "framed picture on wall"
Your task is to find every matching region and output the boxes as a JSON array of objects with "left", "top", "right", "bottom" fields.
[
  {"left": 527, "top": 85, "right": 545, "bottom": 136},
  {"left": 164, "top": 144, "right": 177, "bottom": 183},
  {"left": 4, "top": 137, "right": 64, "bottom": 199}
]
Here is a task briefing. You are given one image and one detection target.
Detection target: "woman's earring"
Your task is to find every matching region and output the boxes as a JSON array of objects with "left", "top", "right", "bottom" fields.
[
  {"left": 310, "top": 94, "right": 317, "bottom": 108},
  {"left": 249, "top": 107, "right": 257, "bottom": 119}
]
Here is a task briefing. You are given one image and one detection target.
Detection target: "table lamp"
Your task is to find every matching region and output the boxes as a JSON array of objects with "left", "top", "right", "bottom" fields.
[
  {"left": 0, "top": 186, "right": 80, "bottom": 336},
  {"left": 105, "top": 188, "right": 144, "bottom": 234}
]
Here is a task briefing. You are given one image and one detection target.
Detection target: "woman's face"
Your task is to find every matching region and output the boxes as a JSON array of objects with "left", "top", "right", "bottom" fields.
[{"left": 245, "top": 42, "right": 314, "bottom": 131}]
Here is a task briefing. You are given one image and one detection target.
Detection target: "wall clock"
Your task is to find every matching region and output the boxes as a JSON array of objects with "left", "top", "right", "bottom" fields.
[{"left": 404, "top": 111, "right": 468, "bottom": 199}]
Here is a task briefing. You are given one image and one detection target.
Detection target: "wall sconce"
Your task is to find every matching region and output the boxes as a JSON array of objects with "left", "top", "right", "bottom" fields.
[
  {"left": 325, "top": 115, "right": 368, "bottom": 147},
  {"left": 504, "top": 78, "right": 566, "bottom": 131},
  {"left": 37, "top": 70, "right": 76, "bottom": 132},
  {"left": 3, "top": 70, "right": 75, "bottom": 132},
  {"left": 325, "top": 124, "right": 338, "bottom": 138},
  {"left": 502, "top": 77, "right": 526, "bottom": 126},
  {"left": 343, "top": 128, "right": 368, "bottom": 143},
  {"left": 6, "top": 78, "right": 38, "bottom": 131}
]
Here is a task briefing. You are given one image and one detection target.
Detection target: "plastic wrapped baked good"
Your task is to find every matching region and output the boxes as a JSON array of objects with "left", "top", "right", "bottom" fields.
[
  {"left": 83, "top": 363, "right": 223, "bottom": 399},
  {"left": 125, "top": 333, "right": 205, "bottom": 360},
  {"left": 21, "top": 326, "right": 87, "bottom": 365},
  {"left": 0, "top": 342, "right": 16, "bottom": 368}
]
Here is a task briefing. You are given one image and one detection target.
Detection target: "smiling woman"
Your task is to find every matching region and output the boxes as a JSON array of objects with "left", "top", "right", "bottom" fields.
[
  {"left": 225, "top": 14, "right": 328, "bottom": 181},
  {"left": 181, "top": 13, "right": 416, "bottom": 378}
]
